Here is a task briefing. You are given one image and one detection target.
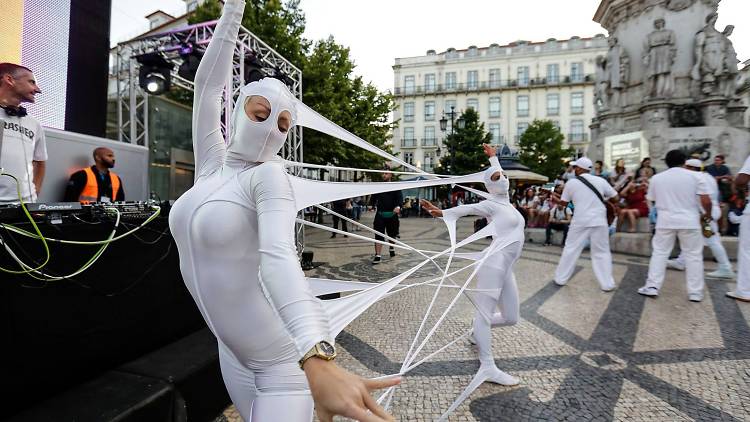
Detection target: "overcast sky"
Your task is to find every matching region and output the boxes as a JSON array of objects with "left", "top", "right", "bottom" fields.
[{"left": 111, "top": 0, "right": 749, "bottom": 92}]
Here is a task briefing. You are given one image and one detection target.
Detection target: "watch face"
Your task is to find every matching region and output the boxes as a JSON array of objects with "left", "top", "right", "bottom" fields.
[{"left": 319, "top": 341, "right": 335, "bottom": 356}]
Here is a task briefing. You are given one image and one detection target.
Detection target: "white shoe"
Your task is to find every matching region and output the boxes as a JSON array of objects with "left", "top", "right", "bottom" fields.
[
  {"left": 726, "top": 291, "right": 750, "bottom": 302},
  {"left": 483, "top": 366, "right": 520, "bottom": 386},
  {"left": 637, "top": 286, "right": 659, "bottom": 297},
  {"left": 468, "top": 331, "right": 477, "bottom": 345},
  {"left": 666, "top": 260, "right": 685, "bottom": 271},
  {"left": 601, "top": 285, "right": 616, "bottom": 292},
  {"left": 688, "top": 293, "right": 703, "bottom": 302},
  {"left": 706, "top": 268, "right": 736, "bottom": 279},
  {"left": 554, "top": 280, "right": 567, "bottom": 287}
]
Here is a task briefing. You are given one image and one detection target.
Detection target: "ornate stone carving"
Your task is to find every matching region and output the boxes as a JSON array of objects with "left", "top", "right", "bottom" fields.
[
  {"left": 595, "top": 37, "right": 631, "bottom": 111},
  {"left": 648, "top": 135, "right": 667, "bottom": 158},
  {"left": 670, "top": 104, "right": 705, "bottom": 127},
  {"left": 691, "top": 13, "right": 737, "bottom": 97},
  {"left": 666, "top": 0, "right": 695, "bottom": 11},
  {"left": 643, "top": 18, "right": 677, "bottom": 99},
  {"left": 717, "top": 131, "right": 732, "bottom": 155},
  {"left": 595, "top": 56, "right": 609, "bottom": 110}
]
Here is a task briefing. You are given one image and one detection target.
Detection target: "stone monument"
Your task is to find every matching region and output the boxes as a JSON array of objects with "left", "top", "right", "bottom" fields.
[{"left": 589, "top": 0, "right": 748, "bottom": 171}]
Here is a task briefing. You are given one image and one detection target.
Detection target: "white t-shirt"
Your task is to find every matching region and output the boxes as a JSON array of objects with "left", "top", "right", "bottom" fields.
[
  {"left": 646, "top": 167, "right": 709, "bottom": 230},
  {"left": 740, "top": 155, "right": 750, "bottom": 213},
  {"left": 560, "top": 173, "right": 617, "bottom": 227},
  {"left": 697, "top": 171, "right": 721, "bottom": 221},
  {"left": 0, "top": 114, "right": 47, "bottom": 202}
]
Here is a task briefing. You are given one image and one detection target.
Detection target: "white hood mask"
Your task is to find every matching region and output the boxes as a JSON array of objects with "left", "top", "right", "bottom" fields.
[
  {"left": 227, "top": 78, "right": 297, "bottom": 163},
  {"left": 483, "top": 166, "right": 509, "bottom": 197}
]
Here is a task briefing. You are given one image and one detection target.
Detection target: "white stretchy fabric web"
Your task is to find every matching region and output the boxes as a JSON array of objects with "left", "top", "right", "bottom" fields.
[{"left": 169, "top": 1, "right": 523, "bottom": 420}]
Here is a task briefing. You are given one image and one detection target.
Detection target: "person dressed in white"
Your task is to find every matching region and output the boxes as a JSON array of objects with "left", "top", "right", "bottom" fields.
[
  {"left": 552, "top": 157, "right": 619, "bottom": 291},
  {"left": 168, "top": 2, "right": 398, "bottom": 421},
  {"left": 422, "top": 144, "right": 523, "bottom": 386},
  {"left": 667, "top": 159, "right": 735, "bottom": 279},
  {"left": 638, "top": 150, "right": 712, "bottom": 302},
  {"left": 726, "top": 153, "right": 750, "bottom": 302},
  {"left": 0, "top": 62, "right": 46, "bottom": 203}
]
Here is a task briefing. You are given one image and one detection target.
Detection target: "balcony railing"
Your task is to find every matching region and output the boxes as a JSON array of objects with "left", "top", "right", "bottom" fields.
[
  {"left": 571, "top": 106, "right": 584, "bottom": 114},
  {"left": 394, "top": 75, "right": 595, "bottom": 96},
  {"left": 422, "top": 164, "right": 435, "bottom": 173},
  {"left": 567, "top": 133, "right": 589, "bottom": 144},
  {"left": 489, "top": 135, "right": 506, "bottom": 144},
  {"left": 421, "top": 138, "right": 438, "bottom": 147},
  {"left": 547, "top": 108, "right": 560, "bottom": 116},
  {"left": 401, "top": 138, "right": 417, "bottom": 148}
]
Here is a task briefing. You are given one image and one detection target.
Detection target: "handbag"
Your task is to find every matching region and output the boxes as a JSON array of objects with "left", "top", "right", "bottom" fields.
[{"left": 576, "top": 175, "right": 617, "bottom": 226}]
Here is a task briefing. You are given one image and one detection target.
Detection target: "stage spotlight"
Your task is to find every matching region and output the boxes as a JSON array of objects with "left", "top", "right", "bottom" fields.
[
  {"left": 178, "top": 43, "right": 202, "bottom": 82},
  {"left": 244, "top": 53, "right": 266, "bottom": 84},
  {"left": 136, "top": 52, "right": 174, "bottom": 95}
]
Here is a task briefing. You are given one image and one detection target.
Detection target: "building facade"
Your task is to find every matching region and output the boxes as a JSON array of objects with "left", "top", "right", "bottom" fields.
[{"left": 392, "top": 35, "right": 608, "bottom": 173}]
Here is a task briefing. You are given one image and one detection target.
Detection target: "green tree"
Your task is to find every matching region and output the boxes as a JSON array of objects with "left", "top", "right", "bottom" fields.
[
  {"left": 517, "top": 119, "right": 575, "bottom": 180},
  {"left": 438, "top": 108, "right": 491, "bottom": 175},
  {"left": 189, "top": 0, "right": 309, "bottom": 67},
  {"left": 186, "top": 0, "right": 397, "bottom": 176}
]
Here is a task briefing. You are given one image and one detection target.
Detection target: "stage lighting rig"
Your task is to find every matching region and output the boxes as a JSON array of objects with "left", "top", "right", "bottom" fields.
[
  {"left": 177, "top": 43, "right": 203, "bottom": 82},
  {"left": 136, "top": 52, "right": 174, "bottom": 95}
]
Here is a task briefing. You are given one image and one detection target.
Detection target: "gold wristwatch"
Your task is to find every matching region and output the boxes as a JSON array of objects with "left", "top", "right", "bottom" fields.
[{"left": 299, "top": 340, "right": 337, "bottom": 369}]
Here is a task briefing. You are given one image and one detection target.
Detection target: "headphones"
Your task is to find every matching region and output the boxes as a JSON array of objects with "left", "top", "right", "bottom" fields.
[{"left": 1, "top": 105, "right": 27, "bottom": 117}]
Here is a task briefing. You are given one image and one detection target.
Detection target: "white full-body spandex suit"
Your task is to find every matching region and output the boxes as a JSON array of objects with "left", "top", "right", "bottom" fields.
[
  {"left": 168, "top": 1, "right": 490, "bottom": 421},
  {"left": 437, "top": 157, "right": 524, "bottom": 418}
]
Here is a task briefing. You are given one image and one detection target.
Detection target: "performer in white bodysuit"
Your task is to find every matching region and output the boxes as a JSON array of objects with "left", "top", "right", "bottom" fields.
[
  {"left": 168, "top": 1, "right": 400, "bottom": 421},
  {"left": 420, "top": 145, "right": 524, "bottom": 417}
]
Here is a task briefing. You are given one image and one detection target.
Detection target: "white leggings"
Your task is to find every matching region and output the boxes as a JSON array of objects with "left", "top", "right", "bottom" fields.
[
  {"left": 471, "top": 250, "right": 520, "bottom": 366},
  {"left": 219, "top": 343, "right": 313, "bottom": 422}
]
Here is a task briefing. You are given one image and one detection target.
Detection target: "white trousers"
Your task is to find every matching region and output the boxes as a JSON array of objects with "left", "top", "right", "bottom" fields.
[
  {"left": 735, "top": 213, "right": 750, "bottom": 297},
  {"left": 554, "top": 225, "right": 615, "bottom": 290},
  {"left": 646, "top": 228, "right": 704, "bottom": 295},
  {"left": 674, "top": 221, "right": 732, "bottom": 271}
]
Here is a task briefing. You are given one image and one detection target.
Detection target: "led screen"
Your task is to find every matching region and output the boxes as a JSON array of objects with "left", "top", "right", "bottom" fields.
[{"left": 0, "top": 0, "right": 71, "bottom": 129}]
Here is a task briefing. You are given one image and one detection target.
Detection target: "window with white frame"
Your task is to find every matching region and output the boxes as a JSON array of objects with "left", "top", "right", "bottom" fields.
[
  {"left": 404, "top": 75, "right": 415, "bottom": 94},
  {"left": 517, "top": 66, "right": 529, "bottom": 86},
  {"left": 404, "top": 152, "right": 414, "bottom": 165},
  {"left": 546, "top": 63, "right": 559, "bottom": 83},
  {"left": 467, "top": 98, "right": 479, "bottom": 112},
  {"left": 404, "top": 127, "right": 415, "bottom": 144},
  {"left": 424, "top": 126, "right": 436, "bottom": 146},
  {"left": 570, "top": 62, "right": 584, "bottom": 82},
  {"left": 424, "top": 101, "right": 435, "bottom": 121},
  {"left": 517, "top": 95, "right": 529, "bottom": 117},
  {"left": 423, "top": 152, "right": 435, "bottom": 171},
  {"left": 489, "top": 123, "right": 501, "bottom": 143},
  {"left": 489, "top": 97, "right": 501, "bottom": 118},
  {"left": 571, "top": 92, "right": 584, "bottom": 114},
  {"left": 546, "top": 93, "right": 559, "bottom": 115},
  {"left": 444, "top": 100, "right": 456, "bottom": 131},
  {"left": 467, "top": 70, "right": 479, "bottom": 89},
  {"left": 403, "top": 102, "right": 414, "bottom": 122},
  {"left": 489, "top": 68, "right": 501, "bottom": 88},
  {"left": 570, "top": 119, "right": 585, "bottom": 142},
  {"left": 424, "top": 73, "right": 436, "bottom": 92},
  {"left": 445, "top": 72, "right": 457, "bottom": 89},
  {"left": 517, "top": 122, "right": 529, "bottom": 136}
]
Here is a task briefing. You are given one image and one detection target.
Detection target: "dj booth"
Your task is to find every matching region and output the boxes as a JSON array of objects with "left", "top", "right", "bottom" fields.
[{"left": 0, "top": 202, "right": 229, "bottom": 421}]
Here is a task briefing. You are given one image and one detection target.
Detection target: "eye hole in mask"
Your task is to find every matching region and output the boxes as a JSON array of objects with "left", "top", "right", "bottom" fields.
[{"left": 243, "top": 95, "right": 292, "bottom": 134}]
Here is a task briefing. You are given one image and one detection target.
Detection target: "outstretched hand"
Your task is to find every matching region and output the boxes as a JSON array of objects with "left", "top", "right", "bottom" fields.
[
  {"left": 305, "top": 358, "right": 400, "bottom": 422},
  {"left": 419, "top": 199, "right": 443, "bottom": 217},
  {"left": 482, "top": 144, "right": 497, "bottom": 158}
]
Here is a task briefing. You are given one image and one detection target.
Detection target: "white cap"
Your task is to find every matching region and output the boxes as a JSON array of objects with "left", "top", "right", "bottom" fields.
[
  {"left": 572, "top": 157, "right": 593, "bottom": 171},
  {"left": 685, "top": 158, "right": 703, "bottom": 168}
]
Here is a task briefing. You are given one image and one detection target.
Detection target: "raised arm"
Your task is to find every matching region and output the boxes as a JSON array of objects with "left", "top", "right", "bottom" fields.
[{"left": 192, "top": 0, "right": 245, "bottom": 179}]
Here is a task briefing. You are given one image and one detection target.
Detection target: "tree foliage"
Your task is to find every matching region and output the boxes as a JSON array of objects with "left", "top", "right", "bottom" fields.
[
  {"left": 438, "top": 108, "right": 491, "bottom": 176},
  {"left": 517, "top": 119, "right": 575, "bottom": 180},
  {"left": 187, "top": 0, "right": 396, "bottom": 176}
]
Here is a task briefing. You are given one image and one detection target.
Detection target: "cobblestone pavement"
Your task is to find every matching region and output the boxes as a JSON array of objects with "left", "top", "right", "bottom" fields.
[{"left": 221, "top": 212, "right": 750, "bottom": 421}]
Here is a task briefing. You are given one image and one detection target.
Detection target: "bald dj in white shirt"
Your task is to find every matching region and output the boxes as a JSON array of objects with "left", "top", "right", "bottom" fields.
[
  {"left": 638, "top": 150, "right": 712, "bottom": 302},
  {"left": 553, "top": 157, "right": 619, "bottom": 291}
]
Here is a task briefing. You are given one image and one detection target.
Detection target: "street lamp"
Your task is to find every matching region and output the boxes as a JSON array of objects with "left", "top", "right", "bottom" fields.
[{"left": 439, "top": 106, "right": 465, "bottom": 204}]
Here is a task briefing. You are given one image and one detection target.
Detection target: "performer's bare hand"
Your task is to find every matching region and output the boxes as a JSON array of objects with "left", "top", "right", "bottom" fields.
[
  {"left": 482, "top": 144, "right": 496, "bottom": 158},
  {"left": 304, "top": 358, "right": 400, "bottom": 422},
  {"left": 420, "top": 199, "right": 443, "bottom": 217}
]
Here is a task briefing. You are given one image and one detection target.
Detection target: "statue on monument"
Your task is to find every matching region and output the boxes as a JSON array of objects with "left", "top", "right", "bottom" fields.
[
  {"left": 605, "top": 37, "right": 629, "bottom": 108},
  {"left": 643, "top": 18, "right": 677, "bottom": 99},
  {"left": 691, "top": 12, "right": 737, "bottom": 97},
  {"left": 594, "top": 56, "right": 608, "bottom": 110}
]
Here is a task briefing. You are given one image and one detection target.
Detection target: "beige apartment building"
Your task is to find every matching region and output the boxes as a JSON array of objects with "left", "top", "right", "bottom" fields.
[{"left": 392, "top": 35, "right": 608, "bottom": 172}]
